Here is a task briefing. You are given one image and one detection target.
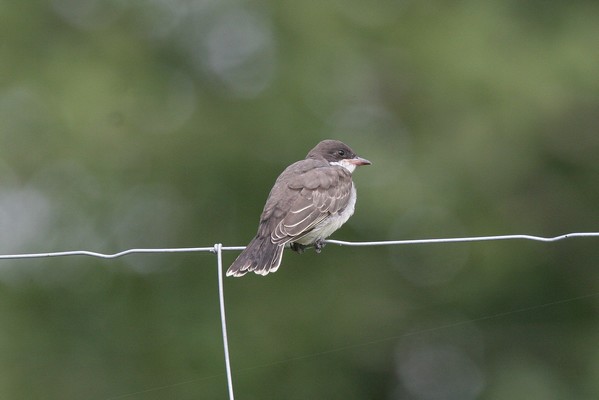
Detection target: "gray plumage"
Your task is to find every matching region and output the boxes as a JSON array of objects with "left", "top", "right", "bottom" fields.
[{"left": 227, "top": 140, "right": 370, "bottom": 277}]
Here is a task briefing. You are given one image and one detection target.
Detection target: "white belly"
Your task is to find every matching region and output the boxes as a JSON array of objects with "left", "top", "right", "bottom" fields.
[{"left": 295, "top": 184, "right": 357, "bottom": 245}]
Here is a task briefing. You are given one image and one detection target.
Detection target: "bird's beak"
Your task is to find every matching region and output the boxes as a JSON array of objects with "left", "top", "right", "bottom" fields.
[{"left": 350, "top": 156, "right": 372, "bottom": 166}]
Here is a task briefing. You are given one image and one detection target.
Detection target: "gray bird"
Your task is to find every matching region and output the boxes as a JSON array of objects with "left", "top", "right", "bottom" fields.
[{"left": 227, "top": 139, "right": 371, "bottom": 277}]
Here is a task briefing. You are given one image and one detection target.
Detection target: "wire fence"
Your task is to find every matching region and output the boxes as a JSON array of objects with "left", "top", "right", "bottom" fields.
[{"left": 2, "top": 231, "right": 599, "bottom": 400}]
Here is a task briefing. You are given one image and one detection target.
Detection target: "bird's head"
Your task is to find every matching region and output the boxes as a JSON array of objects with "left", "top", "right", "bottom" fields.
[{"left": 307, "top": 139, "right": 371, "bottom": 173}]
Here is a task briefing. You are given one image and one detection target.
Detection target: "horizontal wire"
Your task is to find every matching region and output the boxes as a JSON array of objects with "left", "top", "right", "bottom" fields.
[
  {"left": 0, "top": 246, "right": 245, "bottom": 260},
  {"left": 0, "top": 232, "right": 597, "bottom": 260},
  {"left": 1, "top": 230, "right": 595, "bottom": 400},
  {"left": 326, "top": 232, "right": 599, "bottom": 247}
]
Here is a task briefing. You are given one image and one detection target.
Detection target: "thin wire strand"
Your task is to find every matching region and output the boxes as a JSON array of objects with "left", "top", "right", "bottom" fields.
[
  {"left": 233, "top": 290, "right": 599, "bottom": 374},
  {"left": 326, "top": 232, "right": 599, "bottom": 247},
  {"left": 0, "top": 232, "right": 597, "bottom": 260},
  {"left": 1, "top": 231, "right": 597, "bottom": 400},
  {"left": 104, "top": 289, "right": 599, "bottom": 399},
  {"left": 215, "top": 243, "right": 235, "bottom": 400},
  {"left": 0, "top": 246, "right": 245, "bottom": 260}
]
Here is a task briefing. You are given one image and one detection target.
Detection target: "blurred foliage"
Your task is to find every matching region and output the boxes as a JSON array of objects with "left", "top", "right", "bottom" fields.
[{"left": 1, "top": 0, "right": 598, "bottom": 399}]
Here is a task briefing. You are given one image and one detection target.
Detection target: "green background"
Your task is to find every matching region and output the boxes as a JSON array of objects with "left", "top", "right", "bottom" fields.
[{"left": 1, "top": 0, "right": 598, "bottom": 399}]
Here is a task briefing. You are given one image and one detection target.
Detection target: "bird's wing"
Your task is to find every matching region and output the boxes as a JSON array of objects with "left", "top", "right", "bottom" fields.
[{"left": 268, "top": 165, "right": 353, "bottom": 244}]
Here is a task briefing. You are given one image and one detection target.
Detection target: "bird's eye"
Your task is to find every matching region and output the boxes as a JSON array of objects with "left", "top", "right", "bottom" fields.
[{"left": 337, "top": 149, "right": 345, "bottom": 156}]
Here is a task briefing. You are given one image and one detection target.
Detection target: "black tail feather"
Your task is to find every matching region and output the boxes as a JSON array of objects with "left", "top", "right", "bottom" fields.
[{"left": 226, "top": 236, "right": 284, "bottom": 277}]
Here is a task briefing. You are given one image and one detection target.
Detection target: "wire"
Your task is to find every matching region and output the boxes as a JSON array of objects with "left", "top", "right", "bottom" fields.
[
  {"left": 104, "top": 289, "right": 599, "bottom": 399},
  {"left": 0, "top": 246, "right": 245, "bottom": 260},
  {"left": 1, "top": 231, "right": 597, "bottom": 400},
  {"left": 215, "top": 244, "right": 235, "bottom": 400},
  {"left": 326, "top": 232, "right": 599, "bottom": 246},
  {"left": 0, "top": 232, "right": 596, "bottom": 260}
]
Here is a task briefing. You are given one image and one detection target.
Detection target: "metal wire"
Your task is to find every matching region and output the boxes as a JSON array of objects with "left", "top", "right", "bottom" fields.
[
  {"left": 0, "top": 232, "right": 597, "bottom": 260},
  {"left": 326, "top": 232, "right": 599, "bottom": 247},
  {"left": 215, "top": 244, "right": 235, "bottom": 400},
  {"left": 0, "top": 246, "right": 245, "bottom": 260},
  {"left": 1, "top": 231, "right": 598, "bottom": 400}
]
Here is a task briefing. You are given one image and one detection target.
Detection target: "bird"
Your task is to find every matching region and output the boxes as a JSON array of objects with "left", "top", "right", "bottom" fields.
[{"left": 227, "top": 139, "right": 371, "bottom": 277}]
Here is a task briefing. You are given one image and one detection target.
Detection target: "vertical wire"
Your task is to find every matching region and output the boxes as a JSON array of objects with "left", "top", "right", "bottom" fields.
[{"left": 215, "top": 243, "right": 235, "bottom": 400}]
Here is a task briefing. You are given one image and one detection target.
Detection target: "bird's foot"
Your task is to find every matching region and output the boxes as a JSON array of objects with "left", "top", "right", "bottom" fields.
[
  {"left": 314, "top": 239, "right": 326, "bottom": 254},
  {"left": 290, "top": 242, "right": 307, "bottom": 254}
]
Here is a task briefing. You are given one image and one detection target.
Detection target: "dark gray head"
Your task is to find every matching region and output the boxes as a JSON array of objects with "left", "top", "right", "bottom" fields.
[{"left": 306, "top": 140, "right": 371, "bottom": 172}]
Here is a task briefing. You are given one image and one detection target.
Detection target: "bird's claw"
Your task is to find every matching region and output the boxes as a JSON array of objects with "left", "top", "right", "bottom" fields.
[
  {"left": 290, "top": 242, "right": 306, "bottom": 254},
  {"left": 314, "top": 239, "right": 326, "bottom": 254}
]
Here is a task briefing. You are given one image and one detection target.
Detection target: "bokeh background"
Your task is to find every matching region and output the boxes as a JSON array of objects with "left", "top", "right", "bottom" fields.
[{"left": 1, "top": 0, "right": 598, "bottom": 399}]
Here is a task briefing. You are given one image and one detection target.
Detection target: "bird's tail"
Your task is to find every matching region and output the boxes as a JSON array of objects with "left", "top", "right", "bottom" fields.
[{"left": 226, "top": 236, "right": 284, "bottom": 277}]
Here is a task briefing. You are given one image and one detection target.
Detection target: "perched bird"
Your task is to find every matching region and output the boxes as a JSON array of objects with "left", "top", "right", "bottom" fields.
[{"left": 227, "top": 139, "right": 371, "bottom": 277}]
